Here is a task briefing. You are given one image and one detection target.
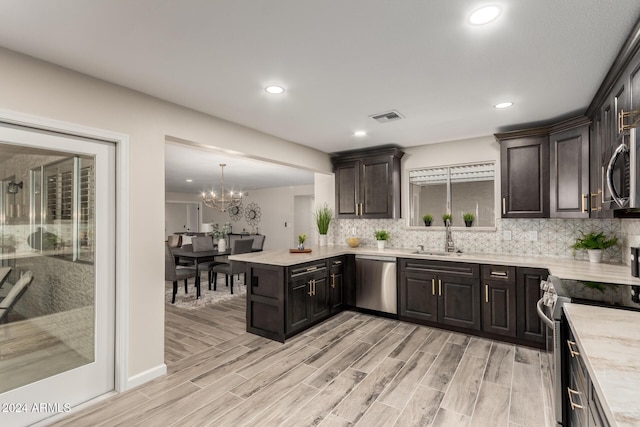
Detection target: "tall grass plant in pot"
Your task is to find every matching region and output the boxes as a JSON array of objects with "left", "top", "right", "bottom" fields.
[{"left": 313, "top": 203, "right": 333, "bottom": 246}]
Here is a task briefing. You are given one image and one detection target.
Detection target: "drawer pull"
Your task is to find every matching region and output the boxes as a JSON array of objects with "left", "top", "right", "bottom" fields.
[
  {"left": 333, "top": 260, "right": 342, "bottom": 265},
  {"left": 567, "top": 388, "right": 584, "bottom": 410},
  {"left": 567, "top": 340, "right": 580, "bottom": 357},
  {"left": 490, "top": 271, "right": 508, "bottom": 277},
  {"left": 306, "top": 266, "right": 318, "bottom": 272}
]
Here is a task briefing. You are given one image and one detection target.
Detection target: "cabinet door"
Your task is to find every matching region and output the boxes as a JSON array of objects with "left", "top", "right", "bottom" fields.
[
  {"left": 516, "top": 267, "right": 547, "bottom": 344},
  {"left": 329, "top": 265, "right": 344, "bottom": 313},
  {"left": 360, "top": 156, "right": 393, "bottom": 218},
  {"left": 550, "top": 126, "right": 590, "bottom": 218},
  {"left": 438, "top": 274, "right": 481, "bottom": 330},
  {"left": 500, "top": 136, "right": 550, "bottom": 218},
  {"left": 309, "top": 274, "right": 331, "bottom": 322},
  {"left": 286, "top": 277, "right": 311, "bottom": 334},
  {"left": 399, "top": 270, "right": 438, "bottom": 323},
  {"left": 334, "top": 160, "right": 359, "bottom": 218},
  {"left": 482, "top": 280, "right": 517, "bottom": 337}
]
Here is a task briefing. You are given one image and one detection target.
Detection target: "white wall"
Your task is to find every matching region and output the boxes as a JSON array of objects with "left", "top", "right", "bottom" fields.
[
  {"left": 0, "top": 46, "right": 332, "bottom": 385},
  {"left": 200, "top": 184, "right": 314, "bottom": 249}
]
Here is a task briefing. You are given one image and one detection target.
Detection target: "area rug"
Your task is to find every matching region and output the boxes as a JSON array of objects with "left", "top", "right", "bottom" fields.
[{"left": 165, "top": 277, "right": 246, "bottom": 309}]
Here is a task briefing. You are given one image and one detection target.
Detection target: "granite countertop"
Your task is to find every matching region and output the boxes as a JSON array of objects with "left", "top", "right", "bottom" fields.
[
  {"left": 564, "top": 303, "right": 640, "bottom": 426},
  {"left": 230, "top": 245, "right": 640, "bottom": 285}
]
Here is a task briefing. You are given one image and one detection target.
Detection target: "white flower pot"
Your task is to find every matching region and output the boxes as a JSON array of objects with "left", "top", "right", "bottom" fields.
[
  {"left": 377, "top": 240, "right": 386, "bottom": 250},
  {"left": 217, "top": 238, "right": 226, "bottom": 252},
  {"left": 319, "top": 234, "right": 328, "bottom": 247},
  {"left": 587, "top": 249, "right": 603, "bottom": 263}
]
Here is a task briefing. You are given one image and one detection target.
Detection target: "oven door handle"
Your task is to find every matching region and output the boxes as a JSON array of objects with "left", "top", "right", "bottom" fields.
[{"left": 536, "top": 298, "right": 555, "bottom": 329}]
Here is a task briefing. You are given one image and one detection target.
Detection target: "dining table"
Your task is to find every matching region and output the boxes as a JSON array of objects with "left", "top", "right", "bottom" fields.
[{"left": 171, "top": 248, "right": 230, "bottom": 298}]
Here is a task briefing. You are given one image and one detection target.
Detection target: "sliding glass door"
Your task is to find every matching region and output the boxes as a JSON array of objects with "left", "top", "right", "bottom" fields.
[{"left": 0, "top": 123, "right": 115, "bottom": 426}]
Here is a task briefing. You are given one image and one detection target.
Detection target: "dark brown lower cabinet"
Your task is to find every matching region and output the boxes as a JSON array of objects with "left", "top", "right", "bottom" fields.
[
  {"left": 329, "top": 258, "right": 345, "bottom": 313},
  {"left": 399, "top": 259, "right": 480, "bottom": 331},
  {"left": 516, "top": 267, "right": 548, "bottom": 345},
  {"left": 439, "top": 275, "right": 481, "bottom": 330},
  {"left": 481, "top": 265, "right": 517, "bottom": 337},
  {"left": 286, "top": 261, "right": 330, "bottom": 335},
  {"left": 247, "top": 256, "right": 348, "bottom": 342}
]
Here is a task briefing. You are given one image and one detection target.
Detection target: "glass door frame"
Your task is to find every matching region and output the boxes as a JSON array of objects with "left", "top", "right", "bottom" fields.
[{"left": 0, "top": 109, "right": 130, "bottom": 424}]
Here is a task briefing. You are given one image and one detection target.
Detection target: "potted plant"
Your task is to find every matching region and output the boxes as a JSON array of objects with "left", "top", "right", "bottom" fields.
[
  {"left": 463, "top": 213, "right": 474, "bottom": 227},
  {"left": 297, "top": 233, "right": 307, "bottom": 250},
  {"left": 422, "top": 214, "right": 433, "bottom": 227},
  {"left": 313, "top": 203, "right": 333, "bottom": 246},
  {"left": 374, "top": 230, "right": 389, "bottom": 249},
  {"left": 571, "top": 231, "right": 618, "bottom": 263},
  {"left": 442, "top": 213, "right": 452, "bottom": 226}
]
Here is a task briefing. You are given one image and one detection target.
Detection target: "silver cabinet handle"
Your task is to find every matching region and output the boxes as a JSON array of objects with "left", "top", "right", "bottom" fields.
[
  {"left": 431, "top": 278, "right": 435, "bottom": 296},
  {"left": 502, "top": 197, "right": 506, "bottom": 215},
  {"left": 438, "top": 279, "right": 442, "bottom": 296},
  {"left": 485, "top": 284, "right": 489, "bottom": 303}
]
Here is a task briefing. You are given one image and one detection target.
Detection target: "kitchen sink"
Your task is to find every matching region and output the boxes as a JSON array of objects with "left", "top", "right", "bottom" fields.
[{"left": 411, "top": 250, "right": 461, "bottom": 256}]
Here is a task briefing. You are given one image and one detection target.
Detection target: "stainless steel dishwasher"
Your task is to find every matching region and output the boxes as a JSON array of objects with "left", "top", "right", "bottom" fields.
[{"left": 355, "top": 255, "right": 397, "bottom": 314}]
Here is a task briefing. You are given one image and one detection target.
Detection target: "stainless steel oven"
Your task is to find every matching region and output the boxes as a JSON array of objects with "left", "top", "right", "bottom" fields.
[{"left": 537, "top": 276, "right": 570, "bottom": 426}]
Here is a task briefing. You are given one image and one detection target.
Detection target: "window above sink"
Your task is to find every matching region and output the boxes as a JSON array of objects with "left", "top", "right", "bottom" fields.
[{"left": 408, "top": 162, "right": 496, "bottom": 229}]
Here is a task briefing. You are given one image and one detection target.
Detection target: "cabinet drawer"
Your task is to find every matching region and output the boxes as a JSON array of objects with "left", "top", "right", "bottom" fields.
[
  {"left": 289, "top": 261, "right": 327, "bottom": 279},
  {"left": 400, "top": 258, "right": 479, "bottom": 278},
  {"left": 481, "top": 265, "right": 515, "bottom": 284}
]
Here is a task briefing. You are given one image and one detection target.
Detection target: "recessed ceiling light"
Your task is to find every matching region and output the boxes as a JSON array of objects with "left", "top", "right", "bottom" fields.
[
  {"left": 354, "top": 131, "right": 367, "bottom": 137},
  {"left": 469, "top": 6, "right": 501, "bottom": 25},
  {"left": 186, "top": 179, "right": 193, "bottom": 182},
  {"left": 494, "top": 102, "right": 514, "bottom": 109},
  {"left": 265, "top": 85, "right": 285, "bottom": 94}
]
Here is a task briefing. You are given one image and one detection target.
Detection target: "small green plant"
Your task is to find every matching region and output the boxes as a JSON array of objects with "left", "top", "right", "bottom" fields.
[
  {"left": 571, "top": 231, "right": 617, "bottom": 250},
  {"left": 374, "top": 230, "right": 390, "bottom": 241},
  {"left": 442, "top": 213, "right": 452, "bottom": 224},
  {"left": 313, "top": 203, "right": 333, "bottom": 235},
  {"left": 298, "top": 234, "right": 307, "bottom": 244},
  {"left": 463, "top": 213, "right": 475, "bottom": 222},
  {"left": 422, "top": 214, "right": 433, "bottom": 222}
]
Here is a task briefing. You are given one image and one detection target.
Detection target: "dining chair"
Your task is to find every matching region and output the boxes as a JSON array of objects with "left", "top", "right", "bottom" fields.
[
  {"left": 192, "top": 236, "right": 224, "bottom": 289},
  {"left": 165, "top": 243, "right": 197, "bottom": 303},
  {"left": 251, "top": 234, "right": 265, "bottom": 251},
  {"left": 211, "top": 238, "right": 253, "bottom": 294},
  {"left": 167, "top": 235, "right": 182, "bottom": 248},
  {"left": 175, "top": 243, "right": 195, "bottom": 266}
]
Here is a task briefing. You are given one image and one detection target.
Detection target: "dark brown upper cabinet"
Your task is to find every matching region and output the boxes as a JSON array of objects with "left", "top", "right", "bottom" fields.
[
  {"left": 332, "top": 147, "right": 404, "bottom": 219},
  {"left": 549, "top": 117, "right": 591, "bottom": 218},
  {"left": 495, "top": 129, "right": 549, "bottom": 218}
]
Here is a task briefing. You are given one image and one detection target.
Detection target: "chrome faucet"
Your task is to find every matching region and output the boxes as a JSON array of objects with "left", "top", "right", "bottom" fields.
[{"left": 444, "top": 219, "right": 455, "bottom": 252}]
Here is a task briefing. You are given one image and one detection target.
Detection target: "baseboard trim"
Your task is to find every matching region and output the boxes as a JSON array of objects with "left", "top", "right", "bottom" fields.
[{"left": 125, "top": 363, "right": 167, "bottom": 390}]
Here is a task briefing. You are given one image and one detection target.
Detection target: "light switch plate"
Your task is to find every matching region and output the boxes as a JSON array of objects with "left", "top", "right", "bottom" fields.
[
  {"left": 503, "top": 230, "right": 512, "bottom": 241},
  {"left": 528, "top": 230, "right": 538, "bottom": 241}
]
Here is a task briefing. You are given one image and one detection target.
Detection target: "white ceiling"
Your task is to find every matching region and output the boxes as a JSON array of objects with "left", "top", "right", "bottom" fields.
[
  {"left": 164, "top": 143, "right": 314, "bottom": 194},
  {"left": 1, "top": 1, "right": 640, "bottom": 190}
]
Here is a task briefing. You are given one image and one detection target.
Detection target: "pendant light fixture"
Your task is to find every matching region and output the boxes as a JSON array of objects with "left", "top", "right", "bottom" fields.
[{"left": 201, "top": 163, "right": 243, "bottom": 212}]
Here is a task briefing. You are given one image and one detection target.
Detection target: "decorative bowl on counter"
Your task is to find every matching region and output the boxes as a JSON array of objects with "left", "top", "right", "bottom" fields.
[{"left": 346, "top": 237, "right": 360, "bottom": 248}]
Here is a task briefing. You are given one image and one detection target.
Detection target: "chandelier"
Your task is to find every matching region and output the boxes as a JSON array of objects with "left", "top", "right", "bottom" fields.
[{"left": 201, "top": 163, "right": 243, "bottom": 212}]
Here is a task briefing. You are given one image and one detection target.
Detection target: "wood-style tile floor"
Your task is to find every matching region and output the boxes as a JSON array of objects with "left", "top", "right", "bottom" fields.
[{"left": 52, "top": 294, "right": 554, "bottom": 426}]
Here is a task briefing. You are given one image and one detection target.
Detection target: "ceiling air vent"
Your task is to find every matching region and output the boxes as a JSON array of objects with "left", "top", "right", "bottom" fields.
[{"left": 370, "top": 110, "right": 404, "bottom": 123}]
